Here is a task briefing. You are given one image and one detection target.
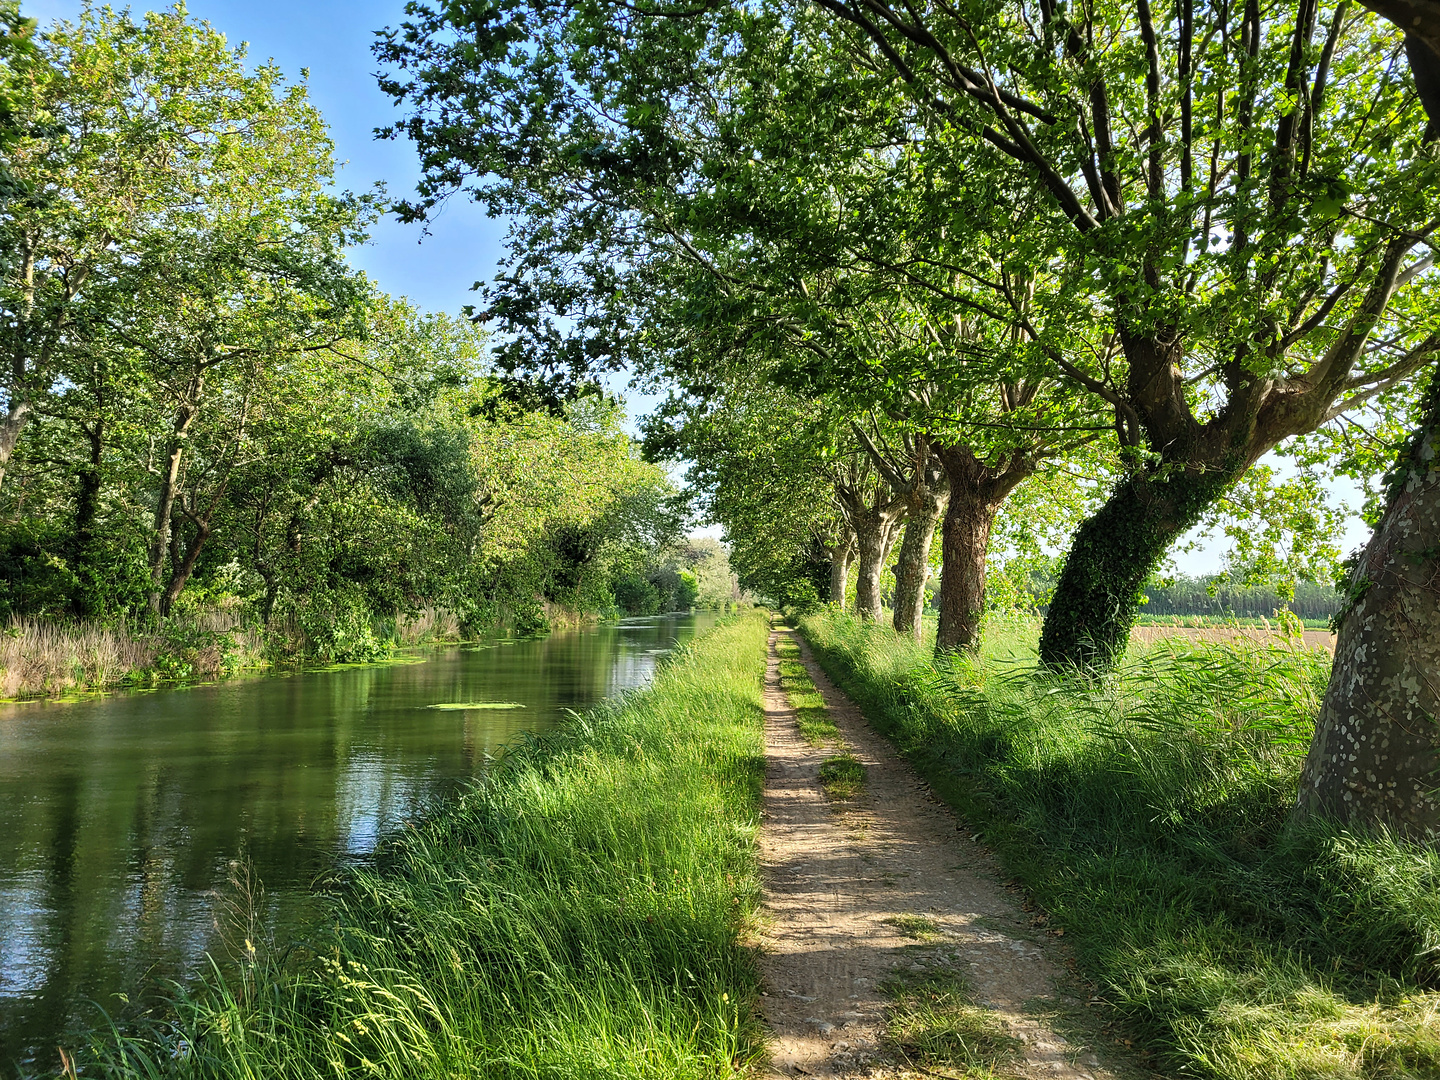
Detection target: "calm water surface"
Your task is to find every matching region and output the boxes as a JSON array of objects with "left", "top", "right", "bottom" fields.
[{"left": 0, "top": 612, "right": 717, "bottom": 1075}]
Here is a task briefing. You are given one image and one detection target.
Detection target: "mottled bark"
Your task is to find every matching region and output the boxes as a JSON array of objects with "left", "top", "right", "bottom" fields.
[
  {"left": 933, "top": 445, "right": 1032, "bottom": 654},
  {"left": 0, "top": 397, "right": 31, "bottom": 490},
  {"left": 849, "top": 426, "right": 950, "bottom": 632},
  {"left": 1296, "top": 384, "right": 1440, "bottom": 840},
  {"left": 935, "top": 489, "right": 997, "bottom": 653},
  {"left": 853, "top": 508, "right": 904, "bottom": 621},
  {"left": 1039, "top": 465, "right": 1238, "bottom": 671},
  {"left": 891, "top": 483, "right": 946, "bottom": 640}
]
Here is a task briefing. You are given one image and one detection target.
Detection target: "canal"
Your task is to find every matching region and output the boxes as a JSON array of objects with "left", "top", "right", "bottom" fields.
[{"left": 0, "top": 612, "right": 717, "bottom": 1076}]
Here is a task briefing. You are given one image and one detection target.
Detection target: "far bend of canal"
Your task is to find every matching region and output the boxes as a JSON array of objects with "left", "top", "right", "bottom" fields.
[{"left": 0, "top": 612, "right": 718, "bottom": 1076}]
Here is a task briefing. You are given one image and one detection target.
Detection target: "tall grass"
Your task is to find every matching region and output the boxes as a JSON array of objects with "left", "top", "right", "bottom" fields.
[
  {"left": 0, "top": 604, "right": 469, "bottom": 700},
  {"left": 0, "top": 611, "right": 264, "bottom": 698},
  {"left": 83, "top": 611, "right": 771, "bottom": 1080},
  {"left": 801, "top": 609, "right": 1440, "bottom": 1080}
]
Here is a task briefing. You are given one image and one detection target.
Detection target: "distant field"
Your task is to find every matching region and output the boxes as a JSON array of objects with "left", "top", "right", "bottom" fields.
[
  {"left": 1131, "top": 623, "right": 1336, "bottom": 652},
  {"left": 1133, "top": 613, "right": 1333, "bottom": 629}
]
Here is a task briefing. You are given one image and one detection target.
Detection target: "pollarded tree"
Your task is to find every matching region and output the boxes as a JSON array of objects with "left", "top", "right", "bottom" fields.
[
  {"left": 760, "top": 0, "right": 1440, "bottom": 670},
  {"left": 1285, "top": 0, "right": 1440, "bottom": 838}
]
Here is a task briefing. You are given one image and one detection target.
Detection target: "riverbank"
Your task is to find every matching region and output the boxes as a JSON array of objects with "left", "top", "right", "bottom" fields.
[
  {"left": 800, "top": 609, "right": 1440, "bottom": 1080},
  {"left": 0, "top": 604, "right": 680, "bottom": 701},
  {"left": 0, "top": 609, "right": 467, "bottom": 700},
  {"left": 83, "top": 610, "right": 770, "bottom": 1079}
]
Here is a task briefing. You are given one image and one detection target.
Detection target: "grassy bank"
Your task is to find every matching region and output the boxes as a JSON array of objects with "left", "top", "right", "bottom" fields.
[
  {"left": 800, "top": 609, "right": 1440, "bottom": 1080},
  {"left": 85, "top": 610, "right": 770, "bottom": 1080}
]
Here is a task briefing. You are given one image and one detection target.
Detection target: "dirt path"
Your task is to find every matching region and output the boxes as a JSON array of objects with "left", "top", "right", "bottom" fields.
[{"left": 756, "top": 629, "right": 1124, "bottom": 1080}]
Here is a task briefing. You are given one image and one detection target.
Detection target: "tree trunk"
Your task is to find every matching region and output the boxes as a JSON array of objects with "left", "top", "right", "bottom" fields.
[
  {"left": 161, "top": 518, "right": 212, "bottom": 616},
  {"left": 1038, "top": 465, "right": 1238, "bottom": 672},
  {"left": 827, "top": 536, "right": 854, "bottom": 606},
  {"left": 892, "top": 484, "right": 947, "bottom": 640},
  {"left": 1295, "top": 379, "right": 1440, "bottom": 840},
  {"left": 853, "top": 509, "right": 904, "bottom": 621},
  {"left": 71, "top": 419, "right": 104, "bottom": 619},
  {"left": 935, "top": 487, "right": 997, "bottom": 653},
  {"left": 932, "top": 445, "right": 1032, "bottom": 654},
  {"left": 147, "top": 401, "right": 199, "bottom": 617},
  {"left": 0, "top": 397, "right": 31, "bottom": 491}
]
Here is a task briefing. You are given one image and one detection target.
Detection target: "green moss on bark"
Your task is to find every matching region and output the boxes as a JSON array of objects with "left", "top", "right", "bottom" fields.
[{"left": 1039, "top": 465, "right": 1238, "bottom": 672}]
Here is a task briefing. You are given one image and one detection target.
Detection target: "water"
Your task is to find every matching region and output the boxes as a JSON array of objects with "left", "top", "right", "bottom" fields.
[{"left": 0, "top": 612, "right": 716, "bottom": 1076}]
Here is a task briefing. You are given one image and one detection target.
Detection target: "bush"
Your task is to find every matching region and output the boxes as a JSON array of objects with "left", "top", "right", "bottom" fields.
[
  {"left": 612, "top": 570, "right": 662, "bottom": 615},
  {"left": 284, "top": 585, "right": 389, "bottom": 663}
]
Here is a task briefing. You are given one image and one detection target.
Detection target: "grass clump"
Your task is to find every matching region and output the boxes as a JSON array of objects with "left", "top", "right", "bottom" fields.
[
  {"left": 818, "top": 754, "right": 866, "bottom": 799},
  {"left": 85, "top": 612, "right": 772, "bottom": 1080},
  {"left": 776, "top": 636, "right": 838, "bottom": 745},
  {"left": 881, "top": 969, "right": 1022, "bottom": 1075},
  {"left": 882, "top": 913, "right": 941, "bottom": 940},
  {"left": 800, "top": 609, "right": 1440, "bottom": 1080}
]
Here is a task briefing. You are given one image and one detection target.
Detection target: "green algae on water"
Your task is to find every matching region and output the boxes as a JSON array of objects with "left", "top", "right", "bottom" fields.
[{"left": 426, "top": 701, "right": 526, "bottom": 710}]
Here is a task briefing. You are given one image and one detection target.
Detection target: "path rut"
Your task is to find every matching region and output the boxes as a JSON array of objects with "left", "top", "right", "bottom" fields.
[{"left": 756, "top": 628, "right": 1124, "bottom": 1079}]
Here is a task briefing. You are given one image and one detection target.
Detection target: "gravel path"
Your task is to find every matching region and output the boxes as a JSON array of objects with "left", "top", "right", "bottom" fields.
[{"left": 756, "top": 628, "right": 1126, "bottom": 1079}]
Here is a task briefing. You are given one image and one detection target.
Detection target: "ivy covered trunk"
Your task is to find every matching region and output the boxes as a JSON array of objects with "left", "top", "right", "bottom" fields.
[
  {"left": 892, "top": 483, "right": 946, "bottom": 640},
  {"left": 1038, "top": 465, "right": 1237, "bottom": 671},
  {"left": 853, "top": 509, "right": 903, "bottom": 621},
  {"left": 933, "top": 445, "right": 1031, "bottom": 654},
  {"left": 1295, "top": 380, "right": 1440, "bottom": 840}
]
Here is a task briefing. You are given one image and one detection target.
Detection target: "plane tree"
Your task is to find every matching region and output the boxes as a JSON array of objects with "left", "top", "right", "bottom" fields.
[{"left": 376, "top": 0, "right": 1116, "bottom": 649}]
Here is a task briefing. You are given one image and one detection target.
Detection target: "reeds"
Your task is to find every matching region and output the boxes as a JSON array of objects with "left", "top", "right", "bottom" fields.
[
  {"left": 0, "top": 613, "right": 264, "bottom": 698},
  {"left": 801, "top": 609, "right": 1440, "bottom": 1080},
  {"left": 83, "top": 611, "right": 771, "bottom": 1079},
  {"left": 393, "top": 606, "right": 462, "bottom": 645}
]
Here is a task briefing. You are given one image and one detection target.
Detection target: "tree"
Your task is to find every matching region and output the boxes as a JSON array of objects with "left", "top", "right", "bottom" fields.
[
  {"left": 371, "top": 0, "right": 1106, "bottom": 653},
  {"left": 761, "top": 0, "right": 1440, "bottom": 669},
  {"left": 1295, "top": 368, "right": 1440, "bottom": 838},
  {"left": 645, "top": 384, "right": 861, "bottom": 611}
]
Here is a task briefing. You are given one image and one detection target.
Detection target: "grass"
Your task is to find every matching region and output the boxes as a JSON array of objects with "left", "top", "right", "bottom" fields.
[
  {"left": 0, "top": 604, "right": 475, "bottom": 700},
  {"left": 775, "top": 635, "right": 838, "bottom": 745},
  {"left": 881, "top": 968, "right": 1022, "bottom": 1076},
  {"left": 800, "top": 609, "right": 1440, "bottom": 1080},
  {"left": 83, "top": 611, "right": 772, "bottom": 1080},
  {"left": 818, "top": 754, "right": 866, "bottom": 799},
  {"left": 881, "top": 913, "right": 941, "bottom": 940}
]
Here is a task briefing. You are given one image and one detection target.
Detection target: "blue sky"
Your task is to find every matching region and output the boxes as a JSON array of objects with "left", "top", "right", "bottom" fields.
[{"left": 25, "top": 0, "right": 1367, "bottom": 574}]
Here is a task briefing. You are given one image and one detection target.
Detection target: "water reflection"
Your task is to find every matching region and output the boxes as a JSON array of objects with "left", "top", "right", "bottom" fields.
[{"left": 0, "top": 612, "right": 715, "bottom": 1076}]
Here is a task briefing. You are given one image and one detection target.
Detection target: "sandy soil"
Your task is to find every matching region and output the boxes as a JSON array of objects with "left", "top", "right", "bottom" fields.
[
  {"left": 756, "top": 629, "right": 1129, "bottom": 1079},
  {"left": 1130, "top": 624, "right": 1335, "bottom": 652}
]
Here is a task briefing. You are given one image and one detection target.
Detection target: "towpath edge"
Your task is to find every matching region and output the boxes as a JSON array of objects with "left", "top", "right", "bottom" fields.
[{"left": 756, "top": 626, "right": 1133, "bottom": 1079}]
